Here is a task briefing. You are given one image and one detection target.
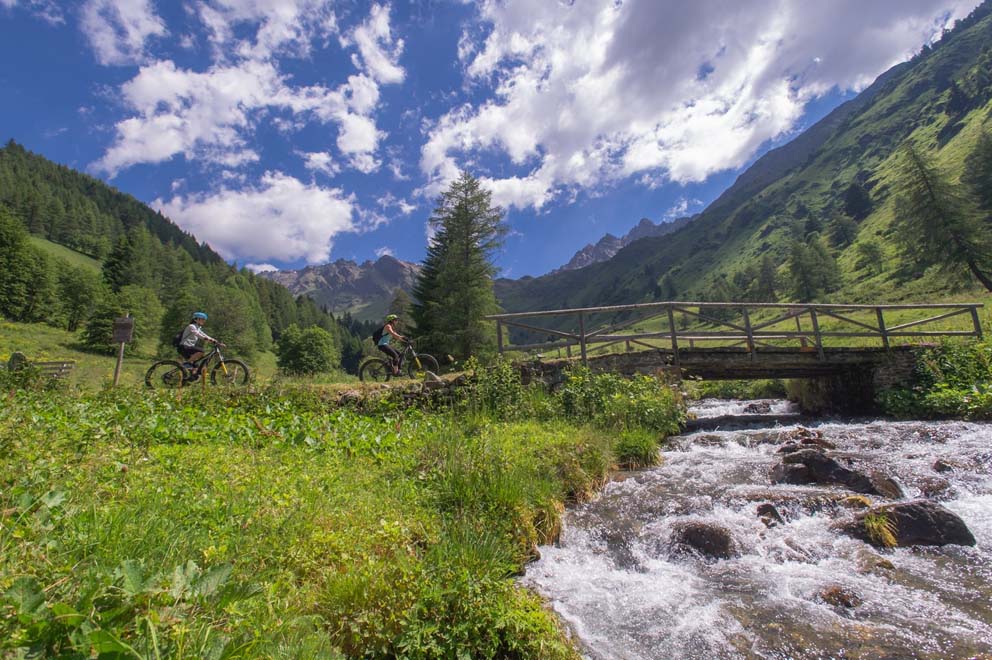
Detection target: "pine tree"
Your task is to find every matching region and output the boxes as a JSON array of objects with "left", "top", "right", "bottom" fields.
[
  {"left": 829, "top": 214, "right": 859, "bottom": 248},
  {"left": 962, "top": 130, "right": 992, "bottom": 212},
  {"left": 752, "top": 254, "right": 778, "bottom": 302},
  {"left": 412, "top": 171, "right": 507, "bottom": 360},
  {"left": 893, "top": 142, "right": 992, "bottom": 291},
  {"left": 843, "top": 182, "right": 873, "bottom": 220}
]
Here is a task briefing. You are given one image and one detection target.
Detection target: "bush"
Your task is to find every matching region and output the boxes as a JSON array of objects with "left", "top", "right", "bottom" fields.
[
  {"left": 878, "top": 340, "right": 992, "bottom": 419},
  {"left": 277, "top": 324, "right": 340, "bottom": 375},
  {"left": 558, "top": 367, "right": 685, "bottom": 434}
]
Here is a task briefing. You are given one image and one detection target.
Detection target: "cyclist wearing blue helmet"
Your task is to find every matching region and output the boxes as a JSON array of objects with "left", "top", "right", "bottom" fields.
[{"left": 178, "top": 311, "right": 223, "bottom": 378}]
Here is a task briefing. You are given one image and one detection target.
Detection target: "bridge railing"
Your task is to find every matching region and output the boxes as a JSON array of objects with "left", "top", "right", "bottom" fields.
[{"left": 486, "top": 302, "right": 984, "bottom": 366}]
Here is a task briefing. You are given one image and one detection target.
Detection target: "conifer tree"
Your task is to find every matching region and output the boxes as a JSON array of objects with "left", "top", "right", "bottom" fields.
[
  {"left": 962, "top": 130, "right": 992, "bottom": 212},
  {"left": 412, "top": 171, "right": 507, "bottom": 360},
  {"left": 893, "top": 142, "right": 992, "bottom": 291}
]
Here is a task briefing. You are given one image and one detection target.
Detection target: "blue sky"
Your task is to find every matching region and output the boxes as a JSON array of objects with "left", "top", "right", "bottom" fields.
[{"left": 0, "top": 0, "right": 980, "bottom": 277}]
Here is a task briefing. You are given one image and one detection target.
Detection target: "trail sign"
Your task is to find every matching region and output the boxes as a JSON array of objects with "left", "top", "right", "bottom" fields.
[{"left": 112, "top": 316, "right": 134, "bottom": 343}]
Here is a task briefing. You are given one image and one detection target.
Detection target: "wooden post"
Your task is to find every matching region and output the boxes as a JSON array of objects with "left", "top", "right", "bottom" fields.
[
  {"left": 810, "top": 308, "right": 825, "bottom": 361},
  {"left": 876, "top": 307, "right": 890, "bottom": 350},
  {"left": 625, "top": 339, "right": 631, "bottom": 352},
  {"left": 971, "top": 307, "right": 984, "bottom": 339},
  {"left": 666, "top": 304, "right": 680, "bottom": 368},
  {"left": 566, "top": 344, "right": 572, "bottom": 358},
  {"left": 796, "top": 315, "right": 807, "bottom": 349},
  {"left": 578, "top": 312, "right": 588, "bottom": 366},
  {"left": 742, "top": 307, "right": 755, "bottom": 360},
  {"left": 496, "top": 321, "right": 504, "bottom": 355},
  {"left": 111, "top": 313, "right": 133, "bottom": 387}
]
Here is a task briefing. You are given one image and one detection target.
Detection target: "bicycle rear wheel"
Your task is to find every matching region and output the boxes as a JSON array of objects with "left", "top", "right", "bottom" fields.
[
  {"left": 407, "top": 353, "right": 439, "bottom": 379},
  {"left": 359, "top": 358, "right": 391, "bottom": 382},
  {"left": 145, "top": 360, "right": 188, "bottom": 389},
  {"left": 212, "top": 359, "right": 250, "bottom": 387}
]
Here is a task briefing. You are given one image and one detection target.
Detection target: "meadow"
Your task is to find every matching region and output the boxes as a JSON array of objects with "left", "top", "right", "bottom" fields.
[{"left": 0, "top": 361, "right": 686, "bottom": 658}]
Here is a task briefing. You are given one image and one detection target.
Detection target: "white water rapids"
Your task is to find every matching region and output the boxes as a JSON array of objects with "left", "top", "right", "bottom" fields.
[{"left": 522, "top": 400, "right": 992, "bottom": 659}]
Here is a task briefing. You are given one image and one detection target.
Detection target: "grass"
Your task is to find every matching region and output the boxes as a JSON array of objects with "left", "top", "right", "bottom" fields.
[
  {"left": 863, "top": 512, "right": 898, "bottom": 549},
  {"left": 0, "top": 366, "right": 686, "bottom": 657},
  {"left": 28, "top": 236, "right": 101, "bottom": 274}
]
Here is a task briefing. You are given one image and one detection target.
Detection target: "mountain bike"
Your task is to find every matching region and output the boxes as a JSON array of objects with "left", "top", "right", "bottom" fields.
[
  {"left": 145, "top": 343, "right": 251, "bottom": 389},
  {"left": 359, "top": 340, "right": 439, "bottom": 382}
]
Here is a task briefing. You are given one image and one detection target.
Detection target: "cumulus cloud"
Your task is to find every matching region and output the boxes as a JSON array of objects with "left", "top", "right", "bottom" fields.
[
  {"left": 1, "top": 0, "right": 64, "bottom": 24},
  {"left": 300, "top": 150, "right": 340, "bottom": 177},
  {"left": 155, "top": 172, "right": 356, "bottom": 265},
  {"left": 80, "top": 0, "right": 166, "bottom": 65},
  {"left": 374, "top": 246, "right": 394, "bottom": 258},
  {"left": 422, "top": 0, "right": 976, "bottom": 209},
  {"left": 245, "top": 263, "right": 278, "bottom": 273},
  {"left": 93, "top": 3, "right": 400, "bottom": 177},
  {"left": 343, "top": 3, "right": 405, "bottom": 84}
]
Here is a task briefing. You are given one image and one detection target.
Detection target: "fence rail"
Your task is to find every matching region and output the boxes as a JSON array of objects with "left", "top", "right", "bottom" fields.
[{"left": 487, "top": 302, "right": 985, "bottom": 366}]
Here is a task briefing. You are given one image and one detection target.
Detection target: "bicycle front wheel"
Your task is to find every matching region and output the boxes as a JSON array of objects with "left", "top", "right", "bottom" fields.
[
  {"left": 145, "top": 360, "right": 188, "bottom": 389},
  {"left": 359, "top": 358, "right": 391, "bottom": 382},
  {"left": 212, "top": 359, "right": 250, "bottom": 387},
  {"left": 407, "top": 353, "right": 439, "bottom": 379}
]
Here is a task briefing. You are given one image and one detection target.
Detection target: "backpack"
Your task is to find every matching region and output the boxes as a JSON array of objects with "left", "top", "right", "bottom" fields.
[
  {"left": 371, "top": 325, "right": 385, "bottom": 344},
  {"left": 172, "top": 330, "right": 184, "bottom": 349}
]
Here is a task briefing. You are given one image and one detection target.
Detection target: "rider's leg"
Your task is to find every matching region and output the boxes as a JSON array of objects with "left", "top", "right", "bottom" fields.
[
  {"left": 379, "top": 345, "right": 401, "bottom": 374},
  {"left": 180, "top": 348, "right": 204, "bottom": 377}
]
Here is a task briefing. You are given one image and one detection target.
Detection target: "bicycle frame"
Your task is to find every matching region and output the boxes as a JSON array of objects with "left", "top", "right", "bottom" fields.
[{"left": 187, "top": 345, "right": 229, "bottom": 377}]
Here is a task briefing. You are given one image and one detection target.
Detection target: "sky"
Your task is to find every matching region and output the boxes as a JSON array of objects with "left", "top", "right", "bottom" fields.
[{"left": 0, "top": 0, "right": 982, "bottom": 278}]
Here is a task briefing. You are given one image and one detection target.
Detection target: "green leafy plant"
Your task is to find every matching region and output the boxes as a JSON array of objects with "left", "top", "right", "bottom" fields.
[{"left": 863, "top": 512, "right": 898, "bottom": 548}]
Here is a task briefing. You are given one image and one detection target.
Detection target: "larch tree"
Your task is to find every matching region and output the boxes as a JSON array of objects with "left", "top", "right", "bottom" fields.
[
  {"left": 412, "top": 171, "right": 507, "bottom": 360},
  {"left": 893, "top": 142, "right": 992, "bottom": 291}
]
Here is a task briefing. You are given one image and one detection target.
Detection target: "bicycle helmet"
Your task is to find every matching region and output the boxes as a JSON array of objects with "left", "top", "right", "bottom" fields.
[
  {"left": 192, "top": 312, "right": 208, "bottom": 320},
  {"left": 385, "top": 314, "right": 399, "bottom": 322}
]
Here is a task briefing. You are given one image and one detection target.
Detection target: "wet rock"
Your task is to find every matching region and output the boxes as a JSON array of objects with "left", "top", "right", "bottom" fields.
[
  {"left": 917, "top": 476, "right": 954, "bottom": 500},
  {"left": 836, "top": 500, "right": 976, "bottom": 548},
  {"left": 818, "top": 585, "right": 863, "bottom": 608},
  {"left": 743, "top": 401, "right": 772, "bottom": 414},
  {"left": 756, "top": 502, "right": 784, "bottom": 527},
  {"left": 799, "top": 436, "right": 837, "bottom": 451},
  {"left": 841, "top": 495, "right": 872, "bottom": 509},
  {"left": 868, "top": 471, "right": 906, "bottom": 499},
  {"left": 776, "top": 449, "right": 877, "bottom": 494},
  {"left": 670, "top": 521, "right": 739, "bottom": 560},
  {"left": 770, "top": 462, "right": 813, "bottom": 485},
  {"left": 932, "top": 458, "right": 955, "bottom": 473},
  {"left": 854, "top": 548, "right": 895, "bottom": 575},
  {"left": 776, "top": 442, "right": 802, "bottom": 454}
]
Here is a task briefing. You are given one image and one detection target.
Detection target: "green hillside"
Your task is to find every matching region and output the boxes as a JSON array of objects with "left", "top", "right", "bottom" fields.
[
  {"left": 28, "top": 235, "right": 100, "bottom": 274},
  {"left": 496, "top": 2, "right": 992, "bottom": 315}
]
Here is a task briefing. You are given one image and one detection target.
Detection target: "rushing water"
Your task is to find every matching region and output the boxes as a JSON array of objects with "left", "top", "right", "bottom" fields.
[{"left": 522, "top": 400, "right": 992, "bottom": 660}]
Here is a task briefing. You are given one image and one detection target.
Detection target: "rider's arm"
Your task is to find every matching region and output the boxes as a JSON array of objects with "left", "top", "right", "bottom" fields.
[
  {"left": 189, "top": 324, "right": 218, "bottom": 344},
  {"left": 385, "top": 322, "right": 406, "bottom": 342}
]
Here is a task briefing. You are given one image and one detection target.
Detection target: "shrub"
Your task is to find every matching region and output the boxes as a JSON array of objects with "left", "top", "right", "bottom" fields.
[
  {"left": 277, "top": 324, "right": 340, "bottom": 375},
  {"left": 558, "top": 367, "right": 685, "bottom": 434}
]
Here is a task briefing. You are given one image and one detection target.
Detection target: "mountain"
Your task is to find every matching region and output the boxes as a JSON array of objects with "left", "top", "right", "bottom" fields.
[
  {"left": 496, "top": 1, "right": 992, "bottom": 315},
  {"left": 261, "top": 255, "right": 420, "bottom": 322},
  {"left": 551, "top": 216, "right": 693, "bottom": 274}
]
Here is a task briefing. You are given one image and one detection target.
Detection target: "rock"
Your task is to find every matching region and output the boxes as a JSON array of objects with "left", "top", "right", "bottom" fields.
[
  {"left": 917, "top": 476, "right": 953, "bottom": 500},
  {"left": 868, "top": 471, "right": 906, "bottom": 499},
  {"left": 776, "top": 442, "right": 802, "bottom": 455},
  {"left": 932, "top": 458, "right": 955, "bottom": 473},
  {"left": 337, "top": 389, "right": 362, "bottom": 405},
  {"left": 670, "top": 521, "right": 739, "bottom": 560},
  {"left": 770, "top": 462, "right": 813, "bottom": 485},
  {"left": 854, "top": 548, "right": 895, "bottom": 575},
  {"left": 818, "top": 585, "right": 862, "bottom": 608},
  {"left": 836, "top": 500, "right": 976, "bottom": 548},
  {"left": 743, "top": 401, "right": 772, "bottom": 414},
  {"left": 756, "top": 503, "right": 784, "bottom": 527},
  {"left": 800, "top": 436, "right": 837, "bottom": 450},
  {"left": 841, "top": 495, "right": 872, "bottom": 509},
  {"left": 776, "top": 449, "right": 877, "bottom": 494}
]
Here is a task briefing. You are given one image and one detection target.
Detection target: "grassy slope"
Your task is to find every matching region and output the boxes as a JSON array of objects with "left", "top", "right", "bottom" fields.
[
  {"left": 28, "top": 236, "right": 101, "bottom": 274},
  {"left": 496, "top": 11, "right": 992, "bottom": 315}
]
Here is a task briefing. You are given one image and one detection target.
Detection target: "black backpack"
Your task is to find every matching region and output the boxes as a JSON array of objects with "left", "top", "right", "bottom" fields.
[
  {"left": 172, "top": 330, "right": 184, "bottom": 349},
  {"left": 371, "top": 325, "right": 385, "bottom": 344}
]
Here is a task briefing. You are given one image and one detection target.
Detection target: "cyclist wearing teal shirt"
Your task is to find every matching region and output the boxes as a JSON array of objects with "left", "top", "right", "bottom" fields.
[{"left": 377, "top": 314, "right": 407, "bottom": 375}]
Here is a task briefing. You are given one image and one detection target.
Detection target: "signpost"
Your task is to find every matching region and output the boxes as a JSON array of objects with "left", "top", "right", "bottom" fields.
[{"left": 112, "top": 315, "right": 134, "bottom": 387}]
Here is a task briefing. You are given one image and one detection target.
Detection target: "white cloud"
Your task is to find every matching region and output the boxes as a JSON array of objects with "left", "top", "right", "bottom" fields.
[
  {"left": 300, "top": 150, "right": 339, "bottom": 177},
  {"left": 80, "top": 0, "right": 166, "bottom": 65},
  {"left": 193, "top": 0, "right": 338, "bottom": 62},
  {"left": 377, "top": 192, "right": 417, "bottom": 215},
  {"left": 155, "top": 171, "right": 356, "bottom": 264},
  {"left": 374, "top": 246, "right": 394, "bottom": 258},
  {"left": 1, "top": 0, "right": 64, "bottom": 24},
  {"left": 422, "top": 0, "right": 978, "bottom": 209},
  {"left": 246, "top": 263, "right": 278, "bottom": 273},
  {"left": 344, "top": 3, "right": 405, "bottom": 84}
]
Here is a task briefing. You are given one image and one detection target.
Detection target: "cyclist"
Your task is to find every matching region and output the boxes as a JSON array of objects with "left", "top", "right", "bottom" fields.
[
  {"left": 376, "top": 313, "right": 407, "bottom": 375},
  {"left": 177, "top": 311, "right": 223, "bottom": 380}
]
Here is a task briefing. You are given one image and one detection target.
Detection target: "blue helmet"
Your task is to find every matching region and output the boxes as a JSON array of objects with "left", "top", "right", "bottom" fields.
[{"left": 192, "top": 312, "right": 208, "bottom": 320}]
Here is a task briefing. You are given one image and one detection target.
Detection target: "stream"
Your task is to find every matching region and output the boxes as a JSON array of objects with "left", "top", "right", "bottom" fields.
[{"left": 522, "top": 399, "right": 992, "bottom": 659}]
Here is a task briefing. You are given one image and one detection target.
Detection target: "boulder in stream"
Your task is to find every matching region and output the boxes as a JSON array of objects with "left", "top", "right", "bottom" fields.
[
  {"left": 868, "top": 471, "right": 906, "bottom": 499},
  {"left": 774, "top": 449, "right": 878, "bottom": 494},
  {"left": 817, "top": 585, "right": 863, "bottom": 608},
  {"left": 743, "top": 401, "right": 772, "bottom": 414},
  {"left": 756, "top": 503, "right": 784, "bottom": 527},
  {"left": 835, "top": 500, "right": 976, "bottom": 548},
  {"left": 670, "top": 521, "right": 740, "bottom": 560}
]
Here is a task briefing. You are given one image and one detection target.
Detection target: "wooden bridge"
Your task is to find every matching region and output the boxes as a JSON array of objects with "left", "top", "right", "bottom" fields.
[{"left": 487, "top": 302, "right": 985, "bottom": 382}]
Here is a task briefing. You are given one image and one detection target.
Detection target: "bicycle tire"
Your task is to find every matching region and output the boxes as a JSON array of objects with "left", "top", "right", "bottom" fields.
[
  {"left": 211, "top": 359, "right": 250, "bottom": 387},
  {"left": 407, "top": 353, "right": 439, "bottom": 378},
  {"left": 359, "top": 358, "right": 392, "bottom": 382},
  {"left": 145, "top": 360, "right": 188, "bottom": 389}
]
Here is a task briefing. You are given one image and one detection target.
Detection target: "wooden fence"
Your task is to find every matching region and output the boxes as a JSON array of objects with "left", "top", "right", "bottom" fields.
[{"left": 487, "top": 302, "right": 985, "bottom": 366}]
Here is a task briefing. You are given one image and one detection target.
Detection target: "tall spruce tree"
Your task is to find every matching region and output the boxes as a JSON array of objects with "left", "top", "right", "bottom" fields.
[
  {"left": 962, "top": 130, "right": 992, "bottom": 212},
  {"left": 412, "top": 171, "right": 507, "bottom": 360},
  {"left": 893, "top": 142, "right": 992, "bottom": 291}
]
